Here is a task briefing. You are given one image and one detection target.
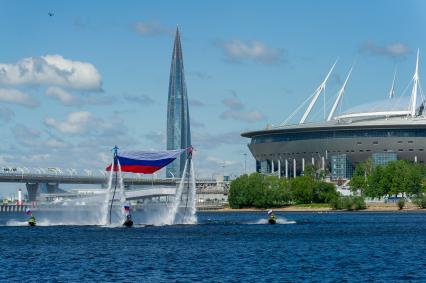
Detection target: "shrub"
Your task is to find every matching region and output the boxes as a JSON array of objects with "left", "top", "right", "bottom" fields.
[
  {"left": 397, "top": 198, "right": 405, "bottom": 210},
  {"left": 413, "top": 195, "right": 426, "bottom": 209},
  {"left": 330, "top": 196, "right": 366, "bottom": 210}
]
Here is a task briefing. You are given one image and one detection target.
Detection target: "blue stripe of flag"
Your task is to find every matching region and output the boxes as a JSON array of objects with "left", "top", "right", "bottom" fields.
[{"left": 117, "top": 156, "right": 176, "bottom": 167}]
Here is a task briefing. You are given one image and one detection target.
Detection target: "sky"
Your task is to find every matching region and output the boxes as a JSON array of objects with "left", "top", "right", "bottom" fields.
[{"left": 0, "top": 0, "right": 425, "bottom": 193}]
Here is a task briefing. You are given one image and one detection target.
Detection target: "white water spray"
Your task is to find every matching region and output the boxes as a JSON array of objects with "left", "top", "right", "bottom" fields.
[
  {"left": 183, "top": 160, "right": 197, "bottom": 224},
  {"left": 166, "top": 159, "right": 188, "bottom": 224},
  {"left": 117, "top": 159, "right": 127, "bottom": 221},
  {"left": 102, "top": 155, "right": 115, "bottom": 225},
  {"left": 165, "top": 157, "right": 197, "bottom": 225}
]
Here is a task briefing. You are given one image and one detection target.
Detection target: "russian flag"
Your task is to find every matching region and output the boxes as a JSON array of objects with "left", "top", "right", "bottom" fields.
[
  {"left": 25, "top": 208, "right": 32, "bottom": 215},
  {"left": 106, "top": 149, "right": 184, "bottom": 174},
  {"left": 123, "top": 204, "right": 130, "bottom": 212}
]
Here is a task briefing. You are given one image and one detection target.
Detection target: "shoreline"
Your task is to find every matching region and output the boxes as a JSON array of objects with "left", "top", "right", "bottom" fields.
[{"left": 203, "top": 203, "right": 425, "bottom": 212}]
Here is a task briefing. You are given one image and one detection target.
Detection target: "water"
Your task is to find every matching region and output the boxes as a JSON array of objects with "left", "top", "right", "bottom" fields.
[{"left": 1, "top": 212, "right": 426, "bottom": 282}]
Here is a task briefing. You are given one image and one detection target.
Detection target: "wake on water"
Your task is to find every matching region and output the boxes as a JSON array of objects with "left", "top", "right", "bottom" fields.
[{"left": 251, "top": 218, "right": 296, "bottom": 225}]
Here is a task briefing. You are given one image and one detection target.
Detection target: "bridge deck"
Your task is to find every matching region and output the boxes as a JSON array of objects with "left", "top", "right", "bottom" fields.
[{"left": 0, "top": 173, "right": 221, "bottom": 186}]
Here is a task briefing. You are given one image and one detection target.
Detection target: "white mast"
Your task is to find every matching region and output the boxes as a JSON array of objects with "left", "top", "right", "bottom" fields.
[
  {"left": 388, "top": 68, "right": 397, "bottom": 99},
  {"left": 327, "top": 66, "right": 353, "bottom": 121},
  {"left": 299, "top": 60, "right": 338, "bottom": 124},
  {"left": 410, "top": 49, "right": 420, "bottom": 117}
]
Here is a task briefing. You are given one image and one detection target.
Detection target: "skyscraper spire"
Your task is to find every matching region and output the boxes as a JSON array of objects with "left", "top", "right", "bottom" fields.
[{"left": 166, "top": 27, "right": 191, "bottom": 178}]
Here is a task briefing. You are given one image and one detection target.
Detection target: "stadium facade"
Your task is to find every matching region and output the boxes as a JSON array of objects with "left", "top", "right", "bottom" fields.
[
  {"left": 242, "top": 51, "right": 425, "bottom": 180},
  {"left": 166, "top": 27, "right": 191, "bottom": 178}
]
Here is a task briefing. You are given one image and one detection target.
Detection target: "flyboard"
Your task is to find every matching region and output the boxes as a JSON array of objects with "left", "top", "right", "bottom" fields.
[{"left": 104, "top": 146, "right": 195, "bottom": 227}]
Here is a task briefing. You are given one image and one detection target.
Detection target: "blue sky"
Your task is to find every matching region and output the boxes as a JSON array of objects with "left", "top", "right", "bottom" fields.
[{"left": 0, "top": 0, "right": 425, "bottom": 189}]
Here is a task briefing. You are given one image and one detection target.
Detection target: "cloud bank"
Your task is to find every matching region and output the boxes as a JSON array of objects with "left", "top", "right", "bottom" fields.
[
  {"left": 0, "top": 88, "right": 38, "bottom": 107},
  {"left": 0, "top": 55, "right": 102, "bottom": 90},
  {"left": 45, "top": 111, "right": 94, "bottom": 134}
]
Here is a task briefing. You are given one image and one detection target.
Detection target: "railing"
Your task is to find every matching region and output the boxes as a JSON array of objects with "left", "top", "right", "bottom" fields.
[{"left": 0, "top": 172, "right": 227, "bottom": 188}]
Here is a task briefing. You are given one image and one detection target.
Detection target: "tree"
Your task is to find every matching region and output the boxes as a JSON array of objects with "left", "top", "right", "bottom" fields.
[
  {"left": 350, "top": 163, "right": 368, "bottom": 195},
  {"left": 365, "top": 165, "right": 388, "bottom": 198},
  {"left": 313, "top": 181, "right": 338, "bottom": 203},
  {"left": 360, "top": 160, "right": 426, "bottom": 199},
  {"left": 229, "top": 173, "right": 339, "bottom": 208},
  {"left": 290, "top": 176, "right": 315, "bottom": 204},
  {"left": 304, "top": 164, "right": 316, "bottom": 179},
  {"left": 228, "top": 173, "right": 292, "bottom": 208}
]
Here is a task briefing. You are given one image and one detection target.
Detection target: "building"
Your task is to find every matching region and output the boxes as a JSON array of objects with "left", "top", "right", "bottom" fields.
[
  {"left": 331, "top": 154, "right": 354, "bottom": 180},
  {"left": 372, "top": 152, "right": 397, "bottom": 167},
  {"left": 166, "top": 27, "right": 191, "bottom": 178},
  {"left": 242, "top": 51, "right": 425, "bottom": 180}
]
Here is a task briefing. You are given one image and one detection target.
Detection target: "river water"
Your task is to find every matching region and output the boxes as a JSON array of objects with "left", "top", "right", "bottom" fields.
[{"left": 1, "top": 211, "right": 426, "bottom": 282}]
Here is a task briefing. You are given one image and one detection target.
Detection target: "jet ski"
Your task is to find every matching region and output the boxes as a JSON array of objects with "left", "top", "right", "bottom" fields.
[
  {"left": 267, "top": 209, "right": 276, "bottom": 224},
  {"left": 123, "top": 214, "right": 133, "bottom": 227},
  {"left": 28, "top": 216, "right": 36, "bottom": 226}
]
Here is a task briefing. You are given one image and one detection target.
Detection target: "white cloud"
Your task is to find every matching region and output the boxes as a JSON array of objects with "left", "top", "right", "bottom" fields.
[
  {"left": 26, "top": 154, "right": 51, "bottom": 163},
  {"left": 0, "top": 152, "right": 50, "bottom": 167},
  {"left": 11, "top": 124, "right": 41, "bottom": 146},
  {"left": 45, "top": 86, "right": 113, "bottom": 107},
  {"left": 220, "top": 39, "right": 282, "bottom": 64},
  {"left": 360, "top": 41, "right": 410, "bottom": 58},
  {"left": 12, "top": 124, "right": 40, "bottom": 139},
  {"left": 222, "top": 97, "right": 244, "bottom": 110},
  {"left": 133, "top": 21, "right": 173, "bottom": 37},
  {"left": 44, "top": 111, "right": 131, "bottom": 148},
  {"left": 0, "top": 55, "right": 102, "bottom": 90},
  {"left": 45, "top": 111, "right": 93, "bottom": 134},
  {"left": 0, "top": 88, "right": 38, "bottom": 107},
  {"left": 219, "top": 92, "right": 265, "bottom": 123},
  {"left": 45, "top": 86, "right": 77, "bottom": 105},
  {"left": 220, "top": 110, "right": 265, "bottom": 123},
  {"left": 45, "top": 138, "right": 68, "bottom": 149}
]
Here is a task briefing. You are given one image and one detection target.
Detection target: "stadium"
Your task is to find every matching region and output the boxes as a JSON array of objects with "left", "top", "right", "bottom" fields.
[{"left": 241, "top": 51, "right": 425, "bottom": 180}]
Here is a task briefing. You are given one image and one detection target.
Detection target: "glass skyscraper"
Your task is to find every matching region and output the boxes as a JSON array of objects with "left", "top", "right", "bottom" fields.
[{"left": 166, "top": 27, "right": 191, "bottom": 178}]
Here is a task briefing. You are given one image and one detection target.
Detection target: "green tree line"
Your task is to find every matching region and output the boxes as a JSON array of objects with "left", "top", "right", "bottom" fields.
[
  {"left": 349, "top": 159, "right": 426, "bottom": 198},
  {"left": 228, "top": 171, "right": 338, "bottom": 209}
]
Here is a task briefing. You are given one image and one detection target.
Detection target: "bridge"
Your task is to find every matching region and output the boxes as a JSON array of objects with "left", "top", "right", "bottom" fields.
[
  {"left": 125, "top": 187, "right": 176, "bottom": 200},
  {"left": 0, "top": 170, "right": 229, "bottom": 201},
  {"left": 0, "top": 172, "right": 178, "bottom": 185}
]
